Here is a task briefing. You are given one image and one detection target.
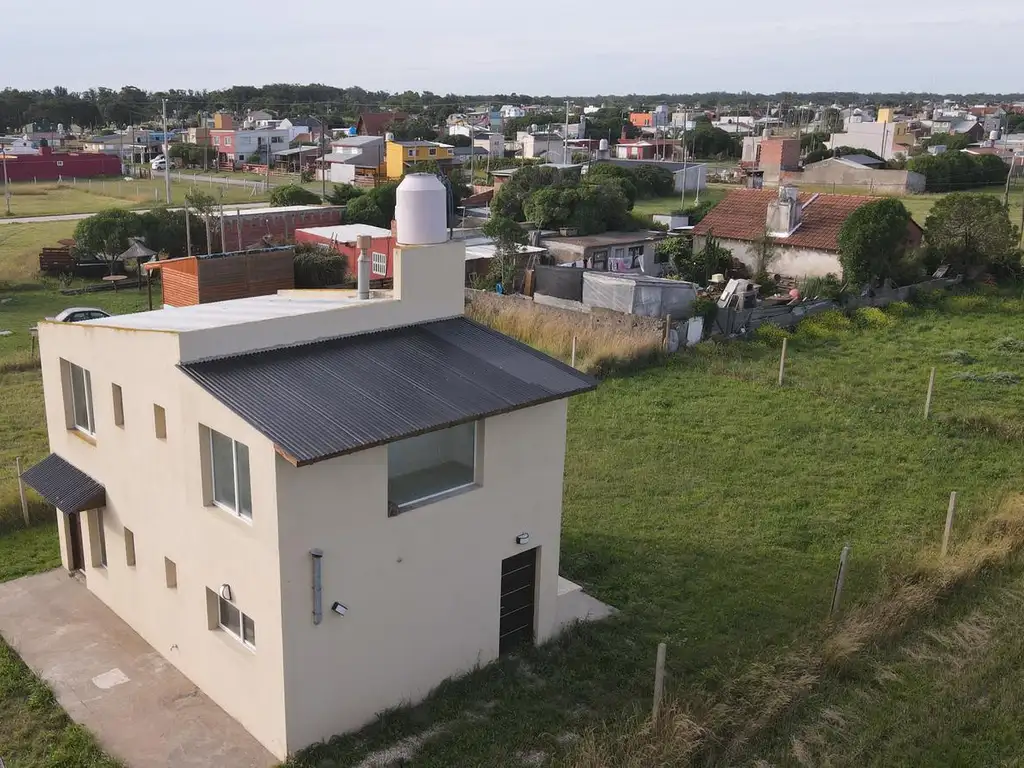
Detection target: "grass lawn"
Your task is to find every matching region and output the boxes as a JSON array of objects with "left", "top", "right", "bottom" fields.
[
  {"left": 0, "top": 221, "right": 81, "bottom": 282},
  {"left": 2, "top": 177, "right": 269, "bottom": 218},
  {"left": 291, "top": 292, "right": 1024, "bottom": 767},
  {"left": 633, "top": 184, "right": 730, "bottom": 216}
]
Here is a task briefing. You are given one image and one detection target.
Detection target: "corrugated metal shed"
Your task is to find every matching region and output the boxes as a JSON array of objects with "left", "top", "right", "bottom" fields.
[
  {"left": 21, "top": 454, "right": 106, "bottom": 513},
  {"left": 180, "top": 317, "right": 596, "bottom": 466}
]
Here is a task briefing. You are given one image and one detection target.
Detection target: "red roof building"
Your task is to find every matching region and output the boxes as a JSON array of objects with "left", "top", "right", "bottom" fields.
[
  {"left": 692, "top": 188, "right": 922, "bottom": 278},
  {"left": 356, "top": 112, "right": 409, "bottom": 136}
]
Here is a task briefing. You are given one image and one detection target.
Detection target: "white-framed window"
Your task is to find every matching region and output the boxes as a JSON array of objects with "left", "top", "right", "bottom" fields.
[
  {"left": 213, "top": 136, "right": 220, "bottom": 146},
  {"left": 68, "top": 362, "right": 95, "bottom": 434},
  {"left": 428, "top": 147, "right": 437, "bottom": 156},
  {"left": 388, "top": 421, "right": 478, "bottom": 513},
  {"left": 372, "top": 251, "right": 387, "bottom": 276},
  {"left": 56, "top": 160, "right": 64, "bottom": 167},
  {"left": 218, "top": 595, "right": 256, "bottom": 649},
  {"left": 209, "top": 428, "right": 252, "bottom": 520},
  {"left": 224, "top": 136, "right": 232, "bottom": 145}
]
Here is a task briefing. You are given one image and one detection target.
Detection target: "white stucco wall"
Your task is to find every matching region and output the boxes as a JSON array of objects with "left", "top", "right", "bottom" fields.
[
  {"left": 275, "top": 399, "right": 569, "bottom": 752},
  {"left": 37, "top": 323, "right": 290, "bottom": 757},
  {"left": 697, "top": 236, "right": 842, "bottom": 278}
]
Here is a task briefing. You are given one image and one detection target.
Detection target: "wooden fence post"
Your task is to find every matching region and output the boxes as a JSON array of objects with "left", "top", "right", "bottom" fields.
[
  {"left": 941, "top": 491, "right": 958, "bottom": 557},
  {"left": 829, "top": 544, "right": 851, "bottom": 616},
  {"left": 924, "top": 367, "right": 936, "bottom": 420},
  {"left": 16, "top": 457, "right": 29, "bottom": 527},
  {"left": 778, "top": 337, "right": 788, "bottom": 386},
  {"left": 663, "top": 314, "right": 672, "bottom": 351},
  {"left": 571, "top": 335, "right": 577, "bottom": 369},
  {"left": 652, "top": 642, "right": 667, "bottom": 722}
]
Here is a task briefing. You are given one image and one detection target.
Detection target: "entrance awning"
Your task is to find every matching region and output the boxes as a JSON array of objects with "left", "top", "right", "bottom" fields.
[{"left": 21, "top": 454, "right": 106, "bottom": 514}]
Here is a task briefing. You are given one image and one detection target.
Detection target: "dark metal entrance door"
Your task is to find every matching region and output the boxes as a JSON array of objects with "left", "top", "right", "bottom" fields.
[
  {"left": 68, "top": 512, "right": 85, "bottom": 571},
  {"left": 499, "top": 548, "right": 537, "bottom": 655}
]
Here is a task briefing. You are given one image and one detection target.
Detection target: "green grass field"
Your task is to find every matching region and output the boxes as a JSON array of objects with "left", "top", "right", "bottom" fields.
[
  {"left": 2, "top": 176, "right": 270, "bottom": 218},
  {"left": 632, "top": 184, "right": 730, "bottom": 216}
]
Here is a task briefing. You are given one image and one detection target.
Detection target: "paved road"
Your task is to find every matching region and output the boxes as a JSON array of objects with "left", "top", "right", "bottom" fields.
[{"left": 0, "top": 201, "right": 272, "bottom": 226}]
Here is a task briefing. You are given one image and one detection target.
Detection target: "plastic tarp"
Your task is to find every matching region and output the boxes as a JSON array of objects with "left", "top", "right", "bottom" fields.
[{"left": 582, "top": 272, "right": 698, "bottom": 318}]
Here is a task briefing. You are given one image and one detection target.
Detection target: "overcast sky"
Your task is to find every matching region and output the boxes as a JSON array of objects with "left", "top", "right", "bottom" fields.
[{"left": 5, "top": 0, "right": 1023, "bottom": 96}]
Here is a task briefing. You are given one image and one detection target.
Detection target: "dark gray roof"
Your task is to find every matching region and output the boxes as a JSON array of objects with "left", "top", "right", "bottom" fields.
[
  {"left": 21, "top": 454, "right": 106, "bottom": 513},
  {"left": 839, "top": 153, "right": 885, "bottom": 167},
  {"left": 179, "top": 317, "right": 596, "bottom": 466}
]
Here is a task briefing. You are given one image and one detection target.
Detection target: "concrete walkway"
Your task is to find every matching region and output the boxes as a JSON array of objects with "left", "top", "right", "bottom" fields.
[{"left": 0, "top": 570, "right": 277, "bottom": 768}]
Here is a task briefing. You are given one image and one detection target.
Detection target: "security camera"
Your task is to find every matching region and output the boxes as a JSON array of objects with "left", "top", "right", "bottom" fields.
[{"left": 331, "top": 602, "right": 348, "bottom": 616}]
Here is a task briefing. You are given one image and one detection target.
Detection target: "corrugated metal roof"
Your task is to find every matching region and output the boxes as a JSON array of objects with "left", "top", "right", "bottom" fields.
[
  {"left": 21, "top": 454, "right": 106, "bottom": 513},
  {"left": 179, "top": 317, "right": 596, "bottom": 466}
]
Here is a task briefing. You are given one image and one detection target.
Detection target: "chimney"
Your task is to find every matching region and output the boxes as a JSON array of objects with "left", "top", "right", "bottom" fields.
[
  {"left": 766, "top": 185, "right": 802, "bottom": 236},
  {"left": 356, "top": 234, "right": 372, "bottom": 300}
]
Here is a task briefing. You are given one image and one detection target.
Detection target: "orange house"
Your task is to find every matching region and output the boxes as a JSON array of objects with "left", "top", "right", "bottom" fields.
[{"left": 629, "top": 112, "right": 653, "bottom": 128}]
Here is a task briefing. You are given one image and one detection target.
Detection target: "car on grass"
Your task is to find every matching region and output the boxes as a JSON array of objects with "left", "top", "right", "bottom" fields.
[{"left": 48, "top": 307, "right": 112, "bottom": 323}]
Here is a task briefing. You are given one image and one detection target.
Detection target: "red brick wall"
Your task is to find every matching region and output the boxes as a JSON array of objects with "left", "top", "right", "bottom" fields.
[{"left": 294, "top": 230, "right": 395, "bottom": 278}]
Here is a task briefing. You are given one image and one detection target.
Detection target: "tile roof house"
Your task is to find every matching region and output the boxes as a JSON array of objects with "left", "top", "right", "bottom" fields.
[
  {"left": 356, "top": 111, "right": 409, "bottom": 136},
  {"left": 693, "top": 187, "right": 923, "bottom": 278},
  {"left": 22, "top": 174, "right": 603, "bottom": 761}
]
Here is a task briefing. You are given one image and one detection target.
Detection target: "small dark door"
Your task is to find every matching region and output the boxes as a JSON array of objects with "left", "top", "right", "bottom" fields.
[
  {"left": 68, "top": 513, "right": 85, "bottom": 571},
  {"left": 499, "top": 548, "right": 537, "bottom": 655}
]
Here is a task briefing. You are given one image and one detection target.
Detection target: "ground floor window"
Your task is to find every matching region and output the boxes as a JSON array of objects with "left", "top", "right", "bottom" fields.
[
  {"left": 388, "top": 422, "right": 477, "bottom": 512},
  {"left": 218, "top": 595, "right": 256, "bottom": 649}
]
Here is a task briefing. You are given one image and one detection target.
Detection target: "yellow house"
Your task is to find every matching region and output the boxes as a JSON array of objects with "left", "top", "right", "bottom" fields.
[
  {"left": 385, "top": 140, "right": 454, "bottom": 179},
  {"left": 877, "top": 107, "right": 895, "bottom": 123}
]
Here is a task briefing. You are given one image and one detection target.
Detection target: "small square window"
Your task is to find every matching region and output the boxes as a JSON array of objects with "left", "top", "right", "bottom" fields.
[
  {"left": 154, "top": 404, "right": 167, "bottom": 439},
  {"left": 428, "top": 148, "right": 437, "bottom": 156},
  {"left": 164, "top": 557, "right": 177, "bottom": 588},
  {"left": 124, "top": 527, "right": 136, "bottom": 567},
  {"left": 112, "top": 384, "right": 124, "bottom": 427}
]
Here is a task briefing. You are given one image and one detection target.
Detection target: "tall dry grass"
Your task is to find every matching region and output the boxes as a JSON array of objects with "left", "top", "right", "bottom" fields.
[
  {"left": 567, "top": 493, "right": 1024, "bottom": 768},
  {"left": 465, "top": 297, "right": 664, "bottom": 376}
]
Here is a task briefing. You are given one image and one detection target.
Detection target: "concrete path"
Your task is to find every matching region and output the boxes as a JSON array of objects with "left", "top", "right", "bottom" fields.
[
  {"left": 0, "top": 201, "right": 271, "bottom": 225},
  {"left": 0, "top": 570, "right": 277, "bottom": 768}
]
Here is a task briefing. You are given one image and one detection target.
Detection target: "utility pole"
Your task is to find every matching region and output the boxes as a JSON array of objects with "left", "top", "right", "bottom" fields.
[
  {"left": 564, "top": 100, "right": 570, "bottom": 165},
  {"left": 320, "top": 113, "right": 327, "bottom": 200},
  {"left": 1, "top": 140, "right": 10, "bottom": 215},
  {"left": 162, "top": 99, "right": 171, "bottom": 204},
  {"left": 1003, "top": 154, "right": 1015, "bottom": 208}
]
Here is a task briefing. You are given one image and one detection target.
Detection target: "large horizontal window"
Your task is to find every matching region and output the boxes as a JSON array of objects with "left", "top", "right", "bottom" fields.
[
  {"left": 209, "top": 428, "right": 252, "bottom": 520},
  {"left": 388, "top": 422, "right": 477, "bottom": 512}
]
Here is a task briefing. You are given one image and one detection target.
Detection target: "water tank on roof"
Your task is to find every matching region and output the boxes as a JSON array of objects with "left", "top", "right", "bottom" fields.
[
  {"left": 395, "top": 174, "right": 448, "bottom": 246},
  {"left": 385, "top": 131, "right": 395, "bottom": 142},
  {"left": 990, "top": 129, "right": 1000, "bottom": 142},
  {"left": 348, "top": 126, "right": 358, "bottom": 136},
  {"left": 599, "top": 138, "right": 609, "bottom": 151}
]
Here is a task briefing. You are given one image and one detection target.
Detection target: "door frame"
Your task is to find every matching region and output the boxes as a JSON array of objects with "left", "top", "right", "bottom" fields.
[
  {"left": 499, "top": 547, "right": 539, "bottom": 656},
  {"left": 68, "top": 512, "right": 85, "bottom": 572}
]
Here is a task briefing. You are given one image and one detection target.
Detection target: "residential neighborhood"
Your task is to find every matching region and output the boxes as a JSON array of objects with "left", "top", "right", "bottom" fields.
[{"left": 1, "top": 73, "right": 1024, "bottom": 768}]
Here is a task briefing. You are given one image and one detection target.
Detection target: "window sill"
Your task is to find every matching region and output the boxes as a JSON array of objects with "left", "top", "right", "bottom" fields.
[
  {"left": 69, "top": 428, "right": 97, "bottom": 446},
  {"left": 389, "top": 482, "right": 479, "bottom": 516},
  {"left": 213, "top": 626, "right": 256, "bottom": 656},
  {"left": 209, "top": 501, "right": 253, "bottom": 526}
]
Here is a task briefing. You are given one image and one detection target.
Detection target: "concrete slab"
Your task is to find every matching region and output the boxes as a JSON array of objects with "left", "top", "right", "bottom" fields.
[
  {"left": 0, "top": 569, "right": 277, "bottom": 768},
  {"left": 555, "top": 575, "right": 616, "bottom": 632}
]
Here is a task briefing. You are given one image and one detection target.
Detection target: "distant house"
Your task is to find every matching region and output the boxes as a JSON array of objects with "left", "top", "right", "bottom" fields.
[
  {"left": 451, "top": 146, "right": 490, "bottom": 165},
  {"left": 692, "top": 187, "right": 923, "bottom": 278},
  {"left": 834, "top": 154, "right": 886, "bottom": 169},
  {"left": 320, "top": 135, "right": 386, "bottom": 185},
  {"left": 613, "top": 138, "right": 680, "bottom": 161},
  {"left": 356, "top": 112, "right": 409, "bottom": 137},
  {"left": 788, "top": 157, "right": 926, "bottom": 195},
  {"left": 279, "top": 116, "right": 325, "bottom": 142},
  {"left": 385, "top": 140, "right": 454, "bottom": 179},
  {"left": 825, "top": 121, "right": 914, "bottom": 160},
  {"left": 539, "top": 231, "right": 668, "bottom": 275},
  {"left": 520, "top": 132, "right": 564, "bottom": 159}
]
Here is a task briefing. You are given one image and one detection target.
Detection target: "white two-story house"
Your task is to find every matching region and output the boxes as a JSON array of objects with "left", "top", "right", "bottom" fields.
[{"left": 23, "top": 175, "right": 598, "bottom": 760}]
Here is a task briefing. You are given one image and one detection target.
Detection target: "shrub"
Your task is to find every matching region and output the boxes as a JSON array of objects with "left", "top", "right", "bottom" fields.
[
  {"left": 946, "top": 294, "right": 990, "bottom": 313},
  {"left": 941, "top": 349, "right": 976, "bottom": 365},
  {"left": 852, "top": 306, "right": 894, "bottom": 329},
  {"left": 799, "top": 274, "right": 845, "bottom": 302},
  {"left": 325, "top": 183, "right": 365, "bottom": 206},
  {"left": 795, "top": 309, "right": 853, "bottom": 341},
  {"left": 293, "top": 244, "right": 347, "bottom": 288},
  {"left": 837, "top": 198, "right": 913, "bottom": 285},
  {"left": 269, "top": 184, "right": 323, "bottom": 207},
  {"left": 752, "top": 323, "right": 790, "bottom": 347},
  {"left": 911, "top": 288, "right": 947, "bottom": 309},
  {"left": 885, "top": 300, "right": 913, "bottom": 317},
  {"left": 993, "top": 337, "right": 1024, "bottom": 353},
  {"left": 952, "top": 371, "right": 1020, "bottom": 385}
]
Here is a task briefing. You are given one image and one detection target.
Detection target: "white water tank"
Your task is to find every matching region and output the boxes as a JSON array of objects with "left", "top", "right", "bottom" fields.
[
  {"left": 395, "top": 174, "right": 447, "bottom": 245},
  {"left": 599, "top": 138, "right": 609, "bottom": 151}
]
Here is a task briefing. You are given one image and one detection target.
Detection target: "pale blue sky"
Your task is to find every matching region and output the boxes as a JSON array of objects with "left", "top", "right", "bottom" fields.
[{"left": 5, "top": 0, "right": 1023, "bottom": 95}]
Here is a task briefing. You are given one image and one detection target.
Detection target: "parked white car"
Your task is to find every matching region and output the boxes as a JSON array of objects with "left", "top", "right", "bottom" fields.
[
  {"left": 48, "top": 307, "right": 112, "bottom": 323},
  {"left": 151, "top": 155, "right": 167, "bottom": 170}
]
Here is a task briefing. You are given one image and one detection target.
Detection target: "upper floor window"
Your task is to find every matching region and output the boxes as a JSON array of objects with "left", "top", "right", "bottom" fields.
[
  {"left": 225, "top": 136, "right": 232, "bottom": 145},
  {"left": 213, "top": 136, "right": 221, "bottom": 146},
  {"left": 428, "top": 148, "right": 437, "bottom": 156},
  {"left": 388, "top": 421, "right": 478, "bottom": 513},
  {"left": 68, "top": 362, "right": 95, "bottom": 435},
  {"left": 407, "top": 149, "right": 415, "bottom": 157},
  {"left": 209, "top": 429, "right": 252, "bottom": 520}
]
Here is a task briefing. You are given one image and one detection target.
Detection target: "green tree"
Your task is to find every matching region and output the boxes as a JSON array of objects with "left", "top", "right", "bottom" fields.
[
  {"left": 923, "top": 192, "right": 1020, "bottom": 275},
  {"left": 837, "top": 198, "right": 913, "bottom": 284},
  {"left": 631, "top": 164, "right": 674, "bottom": 197},
  {"left": 523, "top": 187, "right": 574, "bottom": 228},
  {"left": 491, "top": 165, "right": 566, "bottom": 221},
  {"left": 447, "top": 134, "right": 472, "bottom": 147},
  {"left": 345, "top": 196, "right": 386, "bottom": 228},
  {"left": 184, "top": 186, "right": 216, "bottom": 215},
  {"left": 584, "top": 164, "right": 638, "bottom": 205},
  {"left": 324, "top": 184, "right": 365, "bottom": 205},
  {"left": 923, "top": 132, "right": 972, "bottom": 150},
  {"left": 389, "top": 116, "right": 438, "bottom": 141},
  {"left": 137, "top": 207, "right": 207, "bottom": 258},
  {"left": 269, "top": 184, "right": 322, "bottom": 206},
  {"left": 72, "top": 208, "right": 143, "bottom": 261},
  {"left": 481, "top": 214, "right": 527, "bottom": 289}
]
